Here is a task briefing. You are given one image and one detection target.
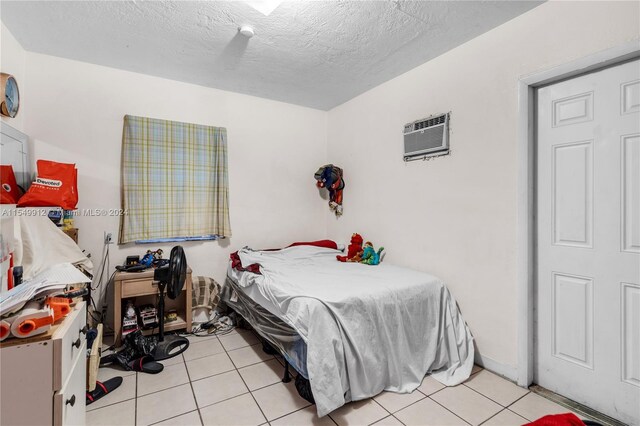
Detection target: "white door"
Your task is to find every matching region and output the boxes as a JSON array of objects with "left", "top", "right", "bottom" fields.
[{"left": 536, "top": 59, "right": 640, "bottom": 425}]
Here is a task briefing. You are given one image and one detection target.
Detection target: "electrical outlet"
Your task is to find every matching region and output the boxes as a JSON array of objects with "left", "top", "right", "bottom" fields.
[{"left": 104, "top": 232, "right": 113, "bottom": 245}]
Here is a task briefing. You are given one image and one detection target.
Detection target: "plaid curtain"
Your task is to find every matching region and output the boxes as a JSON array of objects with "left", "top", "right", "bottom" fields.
[{"left": 118, "top": 115, "right": 231, "bottom": 244}]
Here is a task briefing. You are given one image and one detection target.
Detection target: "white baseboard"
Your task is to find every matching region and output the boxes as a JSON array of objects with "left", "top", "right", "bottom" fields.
[{"left": 474, "top": 352, "right": 520, "bottom": 384}]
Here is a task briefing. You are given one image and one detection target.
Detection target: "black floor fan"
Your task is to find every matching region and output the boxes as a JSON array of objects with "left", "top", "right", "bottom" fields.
[{"left": 152, "top": 246, "right": 190, "bottom": 361}]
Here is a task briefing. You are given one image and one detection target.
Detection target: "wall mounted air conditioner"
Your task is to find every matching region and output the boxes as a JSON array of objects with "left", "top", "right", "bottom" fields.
[{"left": 403, "top": 112, "right": 449, "bottom": 161}]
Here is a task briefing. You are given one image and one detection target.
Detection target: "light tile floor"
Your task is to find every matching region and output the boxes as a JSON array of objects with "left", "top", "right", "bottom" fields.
[{"left": 87, "top": 328, "right": 584, "bottom": 426}]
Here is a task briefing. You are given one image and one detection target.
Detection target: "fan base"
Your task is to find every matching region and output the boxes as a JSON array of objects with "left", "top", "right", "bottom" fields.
[{"left": 153, "top": 335, "right": 190, "bottom": 361}]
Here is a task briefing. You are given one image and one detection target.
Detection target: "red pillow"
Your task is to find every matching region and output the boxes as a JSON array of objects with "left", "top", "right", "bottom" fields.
[{"left": 287, "top": 240, "right": 338, "bottom": 250}]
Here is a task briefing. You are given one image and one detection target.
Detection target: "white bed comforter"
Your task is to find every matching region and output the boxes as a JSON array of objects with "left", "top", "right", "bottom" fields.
[{"left": 237, "top": 245, "right": 474, "bottom": 417}]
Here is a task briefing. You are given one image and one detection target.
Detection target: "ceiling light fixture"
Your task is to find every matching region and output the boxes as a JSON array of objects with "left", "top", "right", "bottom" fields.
[
  {"left": 245, "top": 0, "right": 282, "bottom": 16},
  {"left": 239, "top": 25, "right": 255, "bottom": 38}
]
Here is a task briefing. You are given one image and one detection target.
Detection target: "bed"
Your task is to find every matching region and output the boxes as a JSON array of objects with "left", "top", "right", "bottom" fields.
[{"left": 221, "top": 243, "right": 474, "bottom": 417}]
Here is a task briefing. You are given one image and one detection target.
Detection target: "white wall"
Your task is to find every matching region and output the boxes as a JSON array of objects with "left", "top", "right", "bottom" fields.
[
  {"left": 19, "top": 53, "right": 327, "bottom": 292},
  {"left": 325, "top": 1, "right": 640, "bottom": 372},
  {"left": 0, "top": 22, "right": 26, "bottom": 132},
  {"left": 0, "top": 23, "right": 27, "bottom": 257}
]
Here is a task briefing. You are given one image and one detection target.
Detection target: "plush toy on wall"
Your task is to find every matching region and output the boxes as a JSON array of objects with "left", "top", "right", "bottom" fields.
[
  {"left": 314, "top": 164, "right": 345, "bottom": 217},
  {"left": 336, "top": 233, "right": 363, "bottom": 262},
  {"left": 360, "top": 242, "right": 384, "bottom": 266}
]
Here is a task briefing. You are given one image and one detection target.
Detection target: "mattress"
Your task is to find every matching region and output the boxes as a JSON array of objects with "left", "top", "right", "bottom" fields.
[
  {"left": 227, "top": 245, "right": 475, "bottom": 417},
  {"left": 228, "top": 266, "right": 282, "bottom": 319},
  {"left": 223, "top": 267, "right": 310, "bottom": 378}
]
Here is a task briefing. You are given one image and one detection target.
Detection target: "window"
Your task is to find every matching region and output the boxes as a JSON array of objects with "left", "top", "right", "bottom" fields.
[{"left": 118, "top": 115, "right": 231, "bottom": 244}]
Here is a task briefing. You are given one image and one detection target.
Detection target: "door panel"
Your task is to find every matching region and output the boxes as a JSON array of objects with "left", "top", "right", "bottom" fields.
[
  {"left": 622, "top": 134, "right": 640, "bottom": 253},
  {"left": 621, "top": 282, "right": 640, "bottom": 387},
  {"left": 621, "top": 80, "right": 640, "bottom": 114},
  {"left": 552, "top": 141, "right": 593, "bottom": 247},
  {"left": 552, "top": 272, "right": 593, "bottom": 369},
  {"left": 537, "top": 60, "right": 640, "bottom": 426}
]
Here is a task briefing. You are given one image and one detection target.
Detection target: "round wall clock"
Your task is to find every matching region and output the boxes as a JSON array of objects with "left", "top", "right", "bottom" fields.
[{"left": 0, "top": 73, "right": 20, "bottom": 118}]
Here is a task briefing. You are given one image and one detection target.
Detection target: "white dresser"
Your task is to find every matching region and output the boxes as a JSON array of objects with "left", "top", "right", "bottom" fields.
[{"left": 0, "top": 301, "right": 87, "bottom": 425}]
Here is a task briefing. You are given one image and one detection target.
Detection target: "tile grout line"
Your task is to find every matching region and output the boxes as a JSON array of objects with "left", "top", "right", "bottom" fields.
[
  {"left": 379, "top": 389, "right": 429, "bottom": 415},
  {"left": 183, "top": 334, "right": 224, "bottom": 362},
  {"left": 226, "top": 342, "right": 275, "bottom": 366},
  {"left": 86, "top": 396, "right": 136, "bottom": 413},
  {"left": 231, "top": 336, "right": 316, "bottom": 425},
  {"left": 125, "top": 362, "right": 192, "bottom": 400},
  {"left": 183, "top": 349, "right": 228, "bottom": 364},
  {"left": 147, "top": 410, "right": 200, "bottom": 426},
  {"left": 371, "top": 397, "right": 394, "bottom": 418},
  {"left": 139, "top": 357, "right": 199, "bottom": 425},
  {"left": 504, "top": 392, "right": 535, "bottom": 421},
  {"left": 135, "top": 357, "right": 291, "bottom": 424},
  {"left": 478, "top": 406, "right": 529, "bottom": 426},
  {"left": 192, "top": 359, "right": 278, "bottom": 390},
  {"left": 462, "top": 381, "right": 531, "bottom": 409},
  {"left": 427, "top": 396, "right": 473, "bottom": 426},
  {"left": 374, "top": 415, "right": 394, "bottom": 426},
  {"left": 181, "top": 352, "right": 206, "bottom": 426},
  {"left": 239, "top": 374, "right": 270, "bottom": 423},
  {"left": 392, "top": 414, "right": 408, "bottom": 426},
  {"left": 264, "top": 402, "right": 313, "bottom": 424},
  {"left": 243, "top": 371, "right": 288, "bottom": 393},
  {"left": 505, "top": 407, "right": 529, "bottom": 420},
  {"left": 377, "top": 390, "right": 428, "bottom": 423},
  {"left": 367, "top": 399, "right": 394, "bottom": 425},
  {"left": 196, "top": 390, "right": 252, "bottom": 411},
  {"left": 478, "top": 408, "right": 508, "bottom": 426},
  {"left": 431, "top": 383, "right": 509, "bottom": 426},
  {"left": 230, "top": 356, "right": 276, "bottom": 370},
  {"left": 133, "top": 355, "right": 195, "bottom": 426},
  {"left": 228, "top": 341, "right": 271, "bottom": 425},
  {"left": 135, "top": 363, "right": 192, "bottom": 398}
]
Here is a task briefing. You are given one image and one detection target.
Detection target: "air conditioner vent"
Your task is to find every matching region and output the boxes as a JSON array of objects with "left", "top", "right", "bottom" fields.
[
  {"left": 414, "top": 115, "right": 446, "bottom": 131},
  {"left": 403, "top": 112, "right": 450, "bottom": 161}
]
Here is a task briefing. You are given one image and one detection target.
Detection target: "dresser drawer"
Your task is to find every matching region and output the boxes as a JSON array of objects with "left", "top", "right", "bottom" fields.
[
  {"left": 53, "top": 302, "right": 87, "bottom": 391},
  {"left": 122, "top": 278, "right": 159, "bottom": 297},
  {"left": 54, "top": 341, "right": 86, "bottom": 426},
  {"left": 0, "top": 340, "right": 54, "bottom": 426}
]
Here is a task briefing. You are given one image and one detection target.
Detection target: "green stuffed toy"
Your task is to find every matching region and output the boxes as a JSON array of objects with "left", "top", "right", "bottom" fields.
[{"left": 360, "top": 241, "right": 384, "bottom": 265}]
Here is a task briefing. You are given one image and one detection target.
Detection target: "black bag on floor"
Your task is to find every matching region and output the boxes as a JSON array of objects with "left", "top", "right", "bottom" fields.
[
  {"left": 101, "top": 331, "right": 163, "bottom": 373},
  {"left": 295, "top": 374, "right": 315, "bottom": 404}
]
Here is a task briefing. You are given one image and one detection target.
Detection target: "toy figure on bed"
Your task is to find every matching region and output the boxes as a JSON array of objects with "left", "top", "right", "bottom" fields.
[
  {"left": 336, "top": 233, "right": 363, "bottom": 262},
  {"left": 314, "top": 164, "right": 345, "bottom": 217},
  {"left": 360, "top": 242, "right": 384, "bottom": 265}
]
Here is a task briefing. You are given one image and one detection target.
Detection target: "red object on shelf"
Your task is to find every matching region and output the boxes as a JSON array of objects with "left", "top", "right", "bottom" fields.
[
  {"left": 17, "top": 160, "right": 78, "bottom": 210},
  {"left": 0, "top": 165, "right": 20, "bottom": 204},
  {"left": 7, "top": 253, "right": 14, "bottom": 290}
]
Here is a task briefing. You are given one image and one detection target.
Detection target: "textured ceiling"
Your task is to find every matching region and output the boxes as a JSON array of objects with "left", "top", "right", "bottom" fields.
[{"left": 0, "top": 1, "right": 543, "bottom": 110}]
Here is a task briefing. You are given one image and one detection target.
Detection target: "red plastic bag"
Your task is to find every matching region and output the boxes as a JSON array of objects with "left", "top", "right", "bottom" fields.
[
  {"left": 525, "top": 413, "right": 584, "bottom": 426},
  {"left": 0, "top": 165, "right": 21, "bottom": 204},
  {"left": 17, "top": 160, "right": 78, "bottom": 210}
]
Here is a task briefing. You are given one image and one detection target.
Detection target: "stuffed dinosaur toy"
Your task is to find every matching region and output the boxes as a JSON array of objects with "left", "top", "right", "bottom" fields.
[
  {"left": 336, "top": 233, "right": 363, "bottom": 262},
  {"left": 360, "top": 242, "right": 384, "bottom": 266}
]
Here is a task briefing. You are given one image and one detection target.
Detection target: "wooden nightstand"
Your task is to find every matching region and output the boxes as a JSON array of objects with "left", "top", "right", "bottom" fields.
[{"left": 112, "top": 268, "right": 192, "bottom": 347}]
